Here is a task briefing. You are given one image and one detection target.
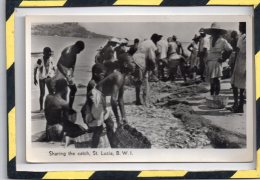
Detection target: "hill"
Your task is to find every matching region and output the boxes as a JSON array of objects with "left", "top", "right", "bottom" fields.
[{"left": 32, "top": 23, "right": 111, "bottom": 39}]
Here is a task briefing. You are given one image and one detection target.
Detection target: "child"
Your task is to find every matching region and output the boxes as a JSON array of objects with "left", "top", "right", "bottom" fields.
[
  {"left": 83, "top": 87, "right": 111, "bottom": 148},
  {"left": 81, "top": 63, "right": 111, "bottom": 148}
]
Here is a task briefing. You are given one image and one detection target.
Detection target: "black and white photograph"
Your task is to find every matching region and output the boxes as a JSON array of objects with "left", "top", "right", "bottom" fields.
[{"left": 25, "top": 15, "right": 254, "bottom": 163}]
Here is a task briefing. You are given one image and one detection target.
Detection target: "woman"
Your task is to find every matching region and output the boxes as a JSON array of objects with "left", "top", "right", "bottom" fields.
[
  {"left": 187, "top": 34, "right": 200, "bottom": 79},
  {"left": 230, "top": 22, "right": 246, "bottom": 113},
  {"left": 204, "top": 22, "right": 233, "bottom": 96}
]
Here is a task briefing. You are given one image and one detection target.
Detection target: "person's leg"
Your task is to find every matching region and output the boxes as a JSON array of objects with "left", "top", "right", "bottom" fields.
[
  {"left": 210, "top": 78, "right": 215, "bottom": 96},
  {"left": 135, "top": 67, "right": 143, "bottom": 105},
  {"left": 143, "top": 73, "right": 150, "bottom": 106},
  {"left": 91, "top": 125, "right": 103, "bottom": 148},
  {"left": 135, "top": 85, "right": 142, "bottom": 105},
  {"left": 232, "top": 85, "right": 238, "bottom": 109},
  {"left": 168, "top": 67, "right": 174, "bottom": 81},
  {"left": 45, "top": 78, "right": 54, "bottom": 94},
  {"left": 39, "top": 79, "right": 46, "bottom": 111},
  {"left": 157, "top": 59, "right": 162, "bottom": 79},
  {"left": 170, "top": 61, "right": 178, "bottom": 81},
  {"left": 69, "top": 84, "right": 77, "bottom": 109},
  {"left": 214, "top": 78, "right": 220, "bottom": 95},
  {"left": 199, "top": 56, "right": 205, "bottom": 81},
  {"left": 179, "top": 59, "right": 187, "bottom": 82},
  {"left": 238, "top": 88, "right": 245, "bottom": 112}
]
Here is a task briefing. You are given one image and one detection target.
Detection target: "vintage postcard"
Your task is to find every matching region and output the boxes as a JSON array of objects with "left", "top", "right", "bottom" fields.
[{"left": 25, "top": 14, "right": 254, "bottom": 163}]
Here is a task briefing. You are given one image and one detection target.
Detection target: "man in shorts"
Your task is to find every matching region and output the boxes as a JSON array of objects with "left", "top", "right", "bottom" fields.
[
  {"left": 55, "top": 41, "right": 85, "bottom": 109},
  {"left": 33, "top": 47, "right": 56, "bottom": 112},
  {"left": 133, "top": 33, "right": 161, "bottom": 106}
]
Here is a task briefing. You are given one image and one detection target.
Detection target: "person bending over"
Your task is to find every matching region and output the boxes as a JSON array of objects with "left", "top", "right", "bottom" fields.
[
  {"left": 45, "top": 79, "right": 86, "bottom": 144},
  {"left": 55, "top": 41, "right": 85, "bottom": 109}
]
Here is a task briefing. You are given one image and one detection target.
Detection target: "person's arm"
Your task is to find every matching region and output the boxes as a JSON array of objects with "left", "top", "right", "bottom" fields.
[
  {"left": 110, "top": 84, "right": 120, "bottom": 124},
  {"left": 60, "top": 99, "right": 70, "bottom": 110},
  {"left": 51, "top": 58, "right": 56, "bottom": 72},
  {"left": 118, "top": 85, "right": 126, "bottom": 123},
  {"left": 187, "top": 43, "right": 193, "bottom": 52},
  {"left": 218, "top": 39, "right": 233, "bottom": 63},
  {"left": 33, "top": 66, "right": 38, "bottom": 85},
  {"left": 57, "top": 62, "right": 67, "bottom": 78}
]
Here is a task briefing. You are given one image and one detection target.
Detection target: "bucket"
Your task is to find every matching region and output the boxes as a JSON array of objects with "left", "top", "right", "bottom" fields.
[{"left": 206, "top": 95, "right": 229, "bottom": 109}]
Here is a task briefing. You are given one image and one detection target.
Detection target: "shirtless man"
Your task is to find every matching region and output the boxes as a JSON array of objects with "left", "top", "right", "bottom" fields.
[
  {"left": 56, "top": 41, "right": 85, "bottom": 109},
  {"left": 44, "top": 79, "right": 69, "bottom": 141},
  {"left": 45, "top": 79, "right": 86, "bottom": 144},
  {"left": 82, "top": 53, "right": 136, "bottom": 127}
]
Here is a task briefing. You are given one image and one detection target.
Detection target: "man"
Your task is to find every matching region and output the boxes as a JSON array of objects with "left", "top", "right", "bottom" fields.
[
  {"left": 133, "top": 33, "right": 161, "bottom": 106},
  {"left": 167, "top": 35, "right": 187, "bottom": 81},
  {"left": 44, "top": 79, "right": 69, "bottom": 141},
  {"left": 128, "top": 38, "right": 139, "bottom": 56},
  {"left": 33, "top": 47, "right": 56, "bottom": 112},
  {"left": 115, "top": 38, "right": 128, "bottom": 59},
  {"left": 156, "top": 37, "right": 169, "bottom": 80},
  {"left": 82, "top": 53, "right": 136, "bottom": 127},
  {"left": 56, "top": 41, "right": 85, "bottom": 109},
  {"left": 99, "top": 38, "right": 120, "bottom": 74},
  {"left": 45, "top": 79, "right": 86, "bottom": 144},
  {"left": 198, "top": 28, "right": 209, "bottom": 82}
]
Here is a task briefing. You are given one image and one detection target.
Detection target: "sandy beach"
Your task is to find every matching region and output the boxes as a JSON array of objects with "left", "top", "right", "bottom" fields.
[
  {"left": 30, "top": 35, "right": 246, "bottom": 149},
  {"left": 31, "top": 76, "right": 246, "bottom": 149}
]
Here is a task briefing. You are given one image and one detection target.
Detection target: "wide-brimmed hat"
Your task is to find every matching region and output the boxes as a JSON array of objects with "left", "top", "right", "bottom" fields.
[
  {"left": 109, "top": 37, "right": 120, "bottom": 43},
  {"left": 120, "top": 38, "right": 129, "bottom": 45},
  {"left": 192, "top": 34, "right": 200, "bottom": 40},
  {"left": 204, "top": 22, "right": 227, "bottom": 35}
]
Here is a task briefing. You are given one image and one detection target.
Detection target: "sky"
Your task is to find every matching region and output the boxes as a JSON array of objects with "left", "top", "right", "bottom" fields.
[{"left": 81, "top": 22, "right": 239, "bottom": 42}]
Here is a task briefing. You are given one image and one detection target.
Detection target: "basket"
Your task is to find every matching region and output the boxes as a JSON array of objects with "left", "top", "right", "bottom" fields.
[{"left": 205, "top": 96, "right": 229, "bottom": 109}]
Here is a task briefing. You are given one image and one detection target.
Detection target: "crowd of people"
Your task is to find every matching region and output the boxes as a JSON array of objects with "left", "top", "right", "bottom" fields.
[{"left": 33, "top": 22, "right": 246, "bottom": 147}]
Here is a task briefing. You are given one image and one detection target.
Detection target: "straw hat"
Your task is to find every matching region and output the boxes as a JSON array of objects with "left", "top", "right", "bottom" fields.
[
  {"left": 120, "top": 38, "right": 128, "bottom": 45},
  {"left": 204, "top": 22, "right": 227, "bottom": 35},
  {"left": 109, "top": 37, "right": 120, "bottom": 43}
]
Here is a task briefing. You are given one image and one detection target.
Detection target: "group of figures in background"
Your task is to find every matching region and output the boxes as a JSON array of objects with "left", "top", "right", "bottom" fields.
[{"left": 33, "top": 22, "right": 246, "bottom": 148}]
